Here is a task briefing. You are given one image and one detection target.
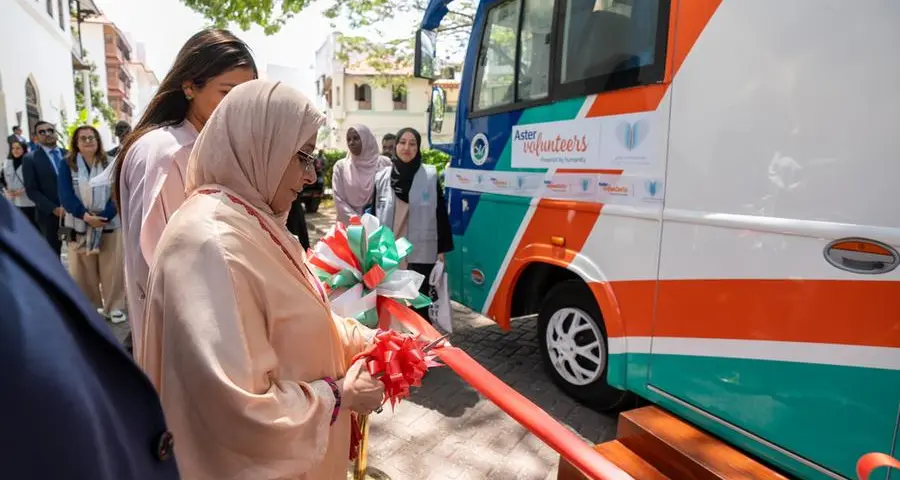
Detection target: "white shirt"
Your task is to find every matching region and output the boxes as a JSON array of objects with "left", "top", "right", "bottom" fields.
[{"left": 119, "top": 121, "right": 198, "bottom": 354}]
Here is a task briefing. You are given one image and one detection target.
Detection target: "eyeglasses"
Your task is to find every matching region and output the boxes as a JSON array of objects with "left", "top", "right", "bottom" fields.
[
  {"left": 38, "top": 128, "right": 55, "bottom": 135},
  {"left": 78, "top": 135, "right": 96, "bottom": 143},
  {"left": 296, "top": 150, "right": 317, "bottom": 172}
]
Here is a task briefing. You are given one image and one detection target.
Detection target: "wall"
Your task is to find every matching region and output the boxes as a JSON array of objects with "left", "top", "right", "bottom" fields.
[
  {"left": 336, "top": 75, "right": 433, "bottom": 148},
  {"left": 127, "top": 62, "right": 157, "bottom": 125},
  {"left": 0, "top": 0, "right": 77, "bottom": 153}
]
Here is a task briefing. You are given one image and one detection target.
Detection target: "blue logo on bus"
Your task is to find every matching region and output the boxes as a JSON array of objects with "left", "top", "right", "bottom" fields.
[
  {"left": 645, "top": 180, "right": 660, "bottom": 197},
  {"left": 617, "top": 120, "right": 650, "bottom": 151}
]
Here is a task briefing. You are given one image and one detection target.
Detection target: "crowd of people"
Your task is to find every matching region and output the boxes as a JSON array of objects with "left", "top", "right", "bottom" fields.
[{"left": 2, "top": 27, "right": 452, "bottom": 480}]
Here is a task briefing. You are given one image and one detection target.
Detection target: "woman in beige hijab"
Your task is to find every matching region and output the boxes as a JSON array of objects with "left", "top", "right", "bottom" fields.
[{"left": 139, "top": 80, "right": 384, "bottom": 479}]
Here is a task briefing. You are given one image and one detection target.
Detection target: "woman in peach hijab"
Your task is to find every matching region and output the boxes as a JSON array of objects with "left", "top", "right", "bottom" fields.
[{"left": 139, "top": 80, "right": 384, "bottom": 479}]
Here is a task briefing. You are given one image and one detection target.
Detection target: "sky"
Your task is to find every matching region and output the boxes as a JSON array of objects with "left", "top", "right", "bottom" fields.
[{"left": 93, "top": 0, "right": 422, "bottom": 98}]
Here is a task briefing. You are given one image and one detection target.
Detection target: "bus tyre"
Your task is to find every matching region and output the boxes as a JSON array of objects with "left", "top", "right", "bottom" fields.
[{"left": 537, "top": 280, "right": 630, "bottom": 412}]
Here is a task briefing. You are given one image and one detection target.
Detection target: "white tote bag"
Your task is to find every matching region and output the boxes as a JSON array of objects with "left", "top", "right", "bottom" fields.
[{"left": 428, "top": 260, "right": 453, "bottom": 333}]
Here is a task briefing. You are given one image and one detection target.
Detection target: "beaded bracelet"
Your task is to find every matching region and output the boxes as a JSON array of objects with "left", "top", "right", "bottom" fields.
[{"left": 322, "top": 376, "right": 341, "bottom": 426}]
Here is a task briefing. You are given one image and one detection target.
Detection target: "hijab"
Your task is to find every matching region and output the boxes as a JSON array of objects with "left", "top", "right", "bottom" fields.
[
  {"left": 390, "top": 127, "right": 423, "bottom": 203},
  {"left": 333, "top": 124, "right": 388, "bottom": 209},
  {"left": 8, "top": 140, "right": 26, "bottom": 170},
  {"left": 184, "top": 80, "right": 325, "bottom": 217}
]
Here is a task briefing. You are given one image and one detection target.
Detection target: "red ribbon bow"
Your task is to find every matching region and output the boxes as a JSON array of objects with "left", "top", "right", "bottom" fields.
[
  {"left": 351, "top": 329, "right": 443, "bottom": 408},
  {"left": 348, "top": 329, "right": 444, "bottom": 460}
]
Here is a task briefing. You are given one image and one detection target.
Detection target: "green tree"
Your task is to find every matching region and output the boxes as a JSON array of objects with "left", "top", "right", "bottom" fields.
[
  {"left": 179, "top": 0, "right": 474, "bottom": 76},
  {"left": 73, "top": 52, "right": 117, "bottom": 126}
]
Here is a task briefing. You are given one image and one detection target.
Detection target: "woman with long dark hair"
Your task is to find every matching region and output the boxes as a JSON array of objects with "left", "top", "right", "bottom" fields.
[
  {"left": 114, "top": 28, "right": 256, "bottom": 355},
  {"left": 3, "top": 140, "right": 37, "bottom": 229},
  {"left": 58, "top": 125, "right": 125, "bottom": 323}
]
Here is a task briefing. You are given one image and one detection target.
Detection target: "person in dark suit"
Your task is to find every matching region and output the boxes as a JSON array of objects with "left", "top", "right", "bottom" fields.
[
  {"left": 7, "top": 125, "right": 28, "bottom": 152},
  {"left": 0, "top": 197, "right": 180, "bottom": 479},
  {"left": 108, "top": 120, "right": 132, "bottom": 157},
  {"left": 22, "top": 120, "right": 66, "bottom": 255}
]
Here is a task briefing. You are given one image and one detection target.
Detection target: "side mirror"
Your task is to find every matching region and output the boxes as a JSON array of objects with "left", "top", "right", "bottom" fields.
[
  {"left": 415, "top": 28, "right": 439, "bottom": 80},
  {"left": 430, "top": 86, "right": 447, "bottom": 134}
]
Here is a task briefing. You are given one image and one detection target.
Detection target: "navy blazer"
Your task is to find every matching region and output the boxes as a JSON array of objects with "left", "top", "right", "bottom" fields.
[
  {"left": 22, "top": 146, "right": 65, "bottom": 217},
  {"left": 57, "top": 157, "right": 117, "bottom": 220},
  {"left": 0, "top": 199, "right": 180, "bottom": 479}
]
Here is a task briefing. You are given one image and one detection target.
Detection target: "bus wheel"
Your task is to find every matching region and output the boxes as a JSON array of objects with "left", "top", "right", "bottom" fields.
[{"left": 538, "top": 280, "right": 630, "bottom": 412}]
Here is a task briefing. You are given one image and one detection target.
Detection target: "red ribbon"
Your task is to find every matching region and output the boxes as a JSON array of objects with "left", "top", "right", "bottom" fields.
[
  {"left": 857, "top": 453, "right": 900, "bottom": 480},
  {"left": 362, "top": 264, "right": 387, "bottom": 290},
  {"left": 350, "top": 329, "right": 442, "bottom": 409}
]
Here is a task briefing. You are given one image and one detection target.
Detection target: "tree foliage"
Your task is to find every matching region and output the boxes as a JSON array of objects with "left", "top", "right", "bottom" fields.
[
  {"left": 179, "top": 0, "right": 475, "bottom": 75},
  {"left": 73, "top": 52, "right": 117, "bottom": 127}
]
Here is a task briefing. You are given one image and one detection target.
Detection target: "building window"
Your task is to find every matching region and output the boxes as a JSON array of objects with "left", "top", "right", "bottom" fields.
[
  {"left": 355, "top": 84, "right": 372, "bottom": 110},
  {"left": 46, "top": 0, "right": 53, "bottom": 16},
  {"left": 57, "top": 0, "right": 65, "bottom": 30},
  {"left": 392, "top": 84, "right": 407, "bottom": 110},
  {"left": 25, "top": 79, "right": 41, "bottom": 135}
]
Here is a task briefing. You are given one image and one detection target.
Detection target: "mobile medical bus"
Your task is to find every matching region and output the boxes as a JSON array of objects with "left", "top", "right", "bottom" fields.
[{"left": 414, "top": 0, "right": 900, "bottom": 478}]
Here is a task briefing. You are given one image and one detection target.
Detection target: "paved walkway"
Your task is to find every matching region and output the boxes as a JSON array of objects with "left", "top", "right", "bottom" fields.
[{"left": 364, "top": 305, "right": 616, "bottom": 480}]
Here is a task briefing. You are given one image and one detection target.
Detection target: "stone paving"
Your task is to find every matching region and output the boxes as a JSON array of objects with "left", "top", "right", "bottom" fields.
[{"left": 364, "top": 305, "right": 617, "bottom": 480}]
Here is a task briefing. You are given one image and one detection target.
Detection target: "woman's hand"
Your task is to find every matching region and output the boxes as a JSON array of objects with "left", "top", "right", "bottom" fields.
[
  {"left": 437, "top": 253, "right": 445, "bottom": 263},
  {"left": 338, "top": 358, "right": 385, "bottom": 414},
  {"left": 84, "top": 213, "right": 107, "bottom": 229}
]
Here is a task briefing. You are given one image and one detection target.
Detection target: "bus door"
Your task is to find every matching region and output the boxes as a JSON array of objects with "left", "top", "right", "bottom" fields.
[{"left": 646, "top": 2, "right": 900, "bottom": 479}]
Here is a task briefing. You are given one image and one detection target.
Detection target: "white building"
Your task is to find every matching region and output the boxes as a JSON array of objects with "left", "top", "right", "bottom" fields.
[
  {"left": 314, "top": 33, "right": 455, "bottom": 150},
  {"left": 127, "top": 40, "right": 160, "bottom": 123},
  {"left": 80, "top": 17, "right": 113, "bottom": 146},
  {"left": 0, "top": 0, "right": 88, "bottom": 153}
]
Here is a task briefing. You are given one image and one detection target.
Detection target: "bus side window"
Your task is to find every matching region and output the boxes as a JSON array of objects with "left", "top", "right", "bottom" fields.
[
  {"left": 517, "top": 0, "right": 554, "bottom": 101},
  {"left": 473, "top": 1, "right": 520, "bottom": 111},
  {"left": 560, "top": 0, "right": 665, "bottom": 91}
]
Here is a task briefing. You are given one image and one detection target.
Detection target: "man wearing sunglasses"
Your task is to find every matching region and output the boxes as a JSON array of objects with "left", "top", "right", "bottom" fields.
[{"left": 22, "top": 120, "right": 67, "bottom": 255}]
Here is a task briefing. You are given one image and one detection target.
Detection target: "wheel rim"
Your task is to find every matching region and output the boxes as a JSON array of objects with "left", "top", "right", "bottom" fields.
[{"left": 545, "top": 307, "right": 606, "bottom": 386}]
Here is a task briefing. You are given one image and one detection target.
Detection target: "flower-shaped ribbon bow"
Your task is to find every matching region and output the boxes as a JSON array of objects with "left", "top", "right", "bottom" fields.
[{"left": 308, "top": 214, "right": 432, "bottom": 328}]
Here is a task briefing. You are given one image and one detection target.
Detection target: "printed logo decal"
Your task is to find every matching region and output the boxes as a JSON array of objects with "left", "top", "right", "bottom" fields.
[
  {"left": 616, "top": 120, "right": 650, "bottom": 151},
  {"left": 599, "top": 181, "right": 630, "bottom": 196},
  {"left": 645, "top": 180, "right": 660, "bottom": 197},
  {"left": 471, "top": 133, "right": 489, "bottom": 166},
  {"left": 471, "top": 268, "right": 485, "bottom": 285}
]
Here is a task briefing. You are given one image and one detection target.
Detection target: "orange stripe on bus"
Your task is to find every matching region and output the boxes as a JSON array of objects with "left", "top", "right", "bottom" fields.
[
  {"left": 601, "top": 279, "right": 900, "bottom": 349},
  {"left": 586, "top": 85, "right": 668, "bottom": 118},
  {"left": 670, "top": 0, "right": 723, "bottom": 78},
  {"left": 488, "top": 200, "right": 604, "bottom": 327}
]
